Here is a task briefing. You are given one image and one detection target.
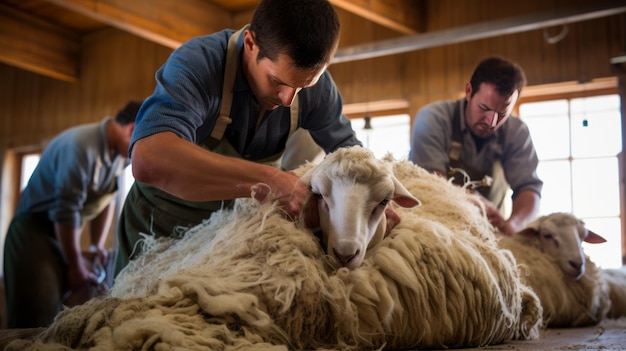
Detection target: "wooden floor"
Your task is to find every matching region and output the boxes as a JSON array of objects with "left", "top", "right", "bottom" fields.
[
  {"left": 453, "top": 320, "right": 626, "bottom": 350},
  {"left": 0, "top": 322, "right": 624, "bottom": 350}
]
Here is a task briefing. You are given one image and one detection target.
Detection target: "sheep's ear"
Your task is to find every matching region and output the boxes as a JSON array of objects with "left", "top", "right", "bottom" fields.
[
  {"left": 584, "top": 229, "right": 607, "bottom": 244},
  {"left": 391, "top": 177, "right": 421, "bottom": 208},
  {"left": 518, "top": 218, "right": 541, "bottom": 236}
]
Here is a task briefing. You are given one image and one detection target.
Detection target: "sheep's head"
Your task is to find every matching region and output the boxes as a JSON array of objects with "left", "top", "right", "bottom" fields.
[
  {"left": 300, "top": 146, "right": 420, "bottom": 270},
  {"left": 518, "top": 212, "right": 606, "bottom": 280}
]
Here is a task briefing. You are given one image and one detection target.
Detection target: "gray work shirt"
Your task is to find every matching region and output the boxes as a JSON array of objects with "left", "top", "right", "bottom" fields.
[
  {"left": 409, "top": 98, "right": 543, "bottom": 200},
  {"left": 17, "top": 118, "right": 127, "bottom": 228}
]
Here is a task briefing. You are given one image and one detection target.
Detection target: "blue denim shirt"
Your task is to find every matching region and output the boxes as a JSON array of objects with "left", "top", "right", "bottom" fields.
[{"left": 130, "top": 28, "right": 361, "bottom": 161}]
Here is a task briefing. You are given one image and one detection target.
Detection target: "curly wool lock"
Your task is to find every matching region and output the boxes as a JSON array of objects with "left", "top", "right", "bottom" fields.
[
  {"left": 497, "top": 214, "right": 612, "bottom": 327},
  {"left": 7, "top": 147, "right": 543, "bottom": 350}
]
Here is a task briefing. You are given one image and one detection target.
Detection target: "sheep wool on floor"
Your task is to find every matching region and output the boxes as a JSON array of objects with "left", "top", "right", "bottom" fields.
[{"left": 6, "top": 149, "right": 543, "bottom": 350}]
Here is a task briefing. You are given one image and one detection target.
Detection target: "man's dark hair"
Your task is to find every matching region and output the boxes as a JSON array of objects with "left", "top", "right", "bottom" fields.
[
  {"left": 115, "top": 100, "right": 143, "bottom": 125},
  {"left": 249, "top": 0, "right": 340, "bottom": 70},
  {"left": 469, "top": 57, "right": 527, "bottom": 98}
]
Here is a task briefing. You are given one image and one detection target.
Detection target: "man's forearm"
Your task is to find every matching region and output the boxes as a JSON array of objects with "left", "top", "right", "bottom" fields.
[
  {"left": 131, "top": 132, "right": 284, "bottom": 202},
  {"left": 54, "top": 222, "right": 83, "bottom": 266}
]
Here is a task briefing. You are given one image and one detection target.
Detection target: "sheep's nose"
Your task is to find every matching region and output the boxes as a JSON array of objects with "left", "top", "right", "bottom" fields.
[{"left": 333, "top": 248, "right": 359, "bottom": 266}]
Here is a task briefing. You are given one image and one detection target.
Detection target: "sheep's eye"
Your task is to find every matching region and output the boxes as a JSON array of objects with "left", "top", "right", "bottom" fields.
[
  {"left": 312, "top": 192, "right": 323, "bottom": 200},
  {"left": 372, "top": 199, "right": 390, "bottom": 215},
  {"left": 543, "top": 233, "right": 559, "bottom": 247}
]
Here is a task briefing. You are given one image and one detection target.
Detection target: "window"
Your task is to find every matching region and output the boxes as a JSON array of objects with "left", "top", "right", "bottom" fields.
[
  {"left": 520, "top": 94, "right": 622, "bottom": 268},
  {"left": 20, "top": 154, "right": 41, "bottom": 190},
  {"left": 118, "top": 165, "right": 135, "bottom": 215},
  {"left": 351, "top": 114, "right": 411, "bottom": 160}
]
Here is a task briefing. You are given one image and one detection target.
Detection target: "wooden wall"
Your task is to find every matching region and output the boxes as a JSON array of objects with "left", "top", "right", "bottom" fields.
[
  {"left": 0, "top": 28, "right": 171, "bottom": 150},
  {"left": 330, "top": 3, "right": 625, "bottom": 119},
  {"left": 0, "top": 0, "right": 624, "bottom": 241},
  {"left": 0, "top": 28, "right": 172, "bottom": 243},
  {"left": 1, "top": 2, "right": 623, "bottom": 151}
]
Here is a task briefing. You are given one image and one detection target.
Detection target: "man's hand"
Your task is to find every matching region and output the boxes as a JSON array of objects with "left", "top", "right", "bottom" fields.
[
  {"left": 67, "top": 256, "right": 99, "bottom": 292},
  {"left": 475, "top": 195, "right": 514, "bottom": 236},
  {"left": 252, "top": 170, "right": 319, "bottom": 227}
]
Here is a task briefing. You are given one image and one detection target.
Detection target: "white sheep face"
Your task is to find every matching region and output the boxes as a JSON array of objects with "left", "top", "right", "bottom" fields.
[
  {"left": 519, "top": 212, "right": 606, "bottom": 280},
  {"left": 303, "top": 146, "right": 419, "bottom": 270},
  {"left": 312, "top": 176, "right": 389, "bottom": 269}
]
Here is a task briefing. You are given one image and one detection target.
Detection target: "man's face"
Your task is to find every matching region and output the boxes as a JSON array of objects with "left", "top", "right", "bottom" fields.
[
  {"left": 242, "top": 30, "right": 326, "bottom": 111},
  {"left": 464, "top": 82, "right": 519, "bottom": 138}
]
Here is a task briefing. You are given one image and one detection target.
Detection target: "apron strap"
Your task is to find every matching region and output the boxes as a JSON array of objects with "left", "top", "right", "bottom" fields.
[
  {"left": 209, "top": 26, "right": 299, "bottom": 142},
  {"left": 288, "top": 95, "right": 298, "bottom": 136},
  {"left": 210, "top": 27, "right": 245, "bottom": 140},
  {"left": 449, "top": 100, "right": 462, "bottom": 161}
]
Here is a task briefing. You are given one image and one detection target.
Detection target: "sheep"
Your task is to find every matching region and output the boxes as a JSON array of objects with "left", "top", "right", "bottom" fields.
[
  {"left": 497, "top": 212, "right": 612, "bottom": 327},
  {"left": 516, "top": 212, "right": 607, "bottom": 279},
  {"left": 601, "top": 266, "right": 626, "bottom": 318},
  {"left": 298, "top": 146, "right": 420, "bottom": 269},
  {"left": 6, "top": 147, "right": 543, "bottom": 350}
]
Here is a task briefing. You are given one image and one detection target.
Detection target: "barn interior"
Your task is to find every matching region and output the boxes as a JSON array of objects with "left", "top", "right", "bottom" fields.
[{"left": 0, "top": 0, "right": 625, "bottom": 349}]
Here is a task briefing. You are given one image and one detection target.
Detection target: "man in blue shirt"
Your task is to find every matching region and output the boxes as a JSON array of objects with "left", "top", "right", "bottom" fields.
[
  {"left": 115, "top": 0, "right": 361, "bottom": 275},
  {"left": 4, "top": 101, "right": 141, "bottom": 328},
  {"left": 410, "top": 57, "right": 542, "bottom": 236}
]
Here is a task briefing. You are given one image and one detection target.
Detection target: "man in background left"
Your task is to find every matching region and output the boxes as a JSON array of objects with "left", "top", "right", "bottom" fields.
[{"left": 3, "top": 100, "right": 141, "bottom": 328}]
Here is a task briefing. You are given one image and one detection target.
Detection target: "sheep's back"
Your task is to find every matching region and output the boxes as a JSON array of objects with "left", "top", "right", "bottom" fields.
[
  {"left": 11, "top": 155, "right": 545, "bottom": 350},
  {"left": 347, "top": 214, "right": 542, "bottom": 348},
  {"left": 602, "top": 266, "right": 626, "bottom": 318},
  {"left": 498, "top": 235, "right": 610, "bottom": 327}
]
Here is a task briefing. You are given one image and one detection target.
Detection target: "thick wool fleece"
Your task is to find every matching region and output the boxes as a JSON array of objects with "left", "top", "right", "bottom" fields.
[
  {"left": 498, "top": 234, "right": 611, "bottom": 327},
  {"left": 7, "top": 150, "right": 543, "bottom": 350}
]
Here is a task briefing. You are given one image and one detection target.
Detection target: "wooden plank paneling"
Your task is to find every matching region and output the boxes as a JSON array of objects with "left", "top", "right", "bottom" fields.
[
  {"left": 1, "top": 0, "right": 624, "bottom": 151},
  {"left": 47, "top": 0, "right": 232, "bottom": 49},
  {"left": 333, "top": 0, "right": 626, "bottom": 64},
  {"left": 336, "top": 14, "right": 624, "bottom": 107},
  {"left": 0, "top": 28, "right": 170, "bottom": 150},
  {"left": 0, "top": 4, "right": 79, "bottom": 81},
  {"left": 330, "top": 0, "right": 424, "bottom": 35}
]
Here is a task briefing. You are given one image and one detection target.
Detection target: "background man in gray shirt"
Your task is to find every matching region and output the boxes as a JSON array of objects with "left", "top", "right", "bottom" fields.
[
  {"left": 410, "top": 57, "right": 542, "bottom": 236},
  {"left": 4, "top": 100, "right": 141, "bottom": 328}
]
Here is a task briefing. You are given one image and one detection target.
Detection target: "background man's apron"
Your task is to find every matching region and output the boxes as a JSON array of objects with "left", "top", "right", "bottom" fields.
[
  {"left": 447, "top": 102, "right": 509, "bottom": 210},
  {"left": 115, "top": 27, "right": 306, "bottom": 276}
]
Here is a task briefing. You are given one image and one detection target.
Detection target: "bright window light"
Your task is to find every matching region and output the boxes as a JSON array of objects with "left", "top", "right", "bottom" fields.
[
  {"left": 352, "top": 114, "right": 411, "bottom": 160},
  {"left": 520, "top": 94, "right": 623, "bottom": 268},
  {"left": 20, "top": 154, "right": 40, "bottom": 190}
]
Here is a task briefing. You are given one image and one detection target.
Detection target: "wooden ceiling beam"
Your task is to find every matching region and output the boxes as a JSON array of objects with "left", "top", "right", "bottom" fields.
[
  {"left": 47, "top": 0, "right": 233, "bottom": 49},
  {"left": 0, "top": 4, "right": 79, "bottom": 82},
  {"left": 333, "top": 0, "right": 626, "bottom": 64},
  {"left": 329, "top": 0, "right": 424, "bottom": 35}
]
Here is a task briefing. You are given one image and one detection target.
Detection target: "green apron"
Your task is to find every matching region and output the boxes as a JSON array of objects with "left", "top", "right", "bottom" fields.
[
  {"left": 82, "top": 182, "right": 117, "bottom": 221},
  {"left": 115, "top": 27, "right": 299, "bottom": 276}
]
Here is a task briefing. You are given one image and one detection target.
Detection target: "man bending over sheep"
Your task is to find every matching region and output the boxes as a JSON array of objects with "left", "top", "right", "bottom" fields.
[
  {"left": 410, "top": 56, "right": 543, "bottom": 235},
  {"left": 115, "top": 0, "right": 362, "bottom": 276}
]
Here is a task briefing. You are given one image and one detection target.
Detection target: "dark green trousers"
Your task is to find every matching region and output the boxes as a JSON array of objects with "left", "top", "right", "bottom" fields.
[
  {"left": 3, "top": 212, "right": 66, "bottom": 328},
  {"left": 114, "top": 181, "right": 232, "bottom": 277}
]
